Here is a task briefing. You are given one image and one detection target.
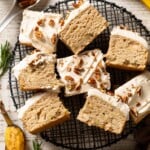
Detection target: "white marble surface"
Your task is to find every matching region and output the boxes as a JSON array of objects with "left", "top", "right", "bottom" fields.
[{"left": 0, "top": 0, "right": 150, "bottom": 150}]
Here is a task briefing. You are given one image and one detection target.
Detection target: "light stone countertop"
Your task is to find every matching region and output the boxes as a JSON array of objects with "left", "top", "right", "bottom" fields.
[{"left": 0, "top": 0, "right": 150, "bottom": 150}]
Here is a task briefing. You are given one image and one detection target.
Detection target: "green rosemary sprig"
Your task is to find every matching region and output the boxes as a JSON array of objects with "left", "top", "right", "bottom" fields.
[
  {"left": 0, "top": 41, "right": 12, "bottom": 77},
  {"left": 32, "top": 140, "right": 42, "bottom": 150}
]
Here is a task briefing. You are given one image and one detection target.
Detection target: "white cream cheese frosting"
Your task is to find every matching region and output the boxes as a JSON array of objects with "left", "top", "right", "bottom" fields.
[
  {"left": 17, "top": 93, "right": 45, "bottom": 119},
  {"left": 88, "top": 88, "right": 129, "bottom": 120},
  {"left": 19, "top": 10, "right": 44, "bottom": 45},
  {"left": 57, "top": 49, "right": 111, "bottom": 96},
  {"left": 19, "top": 9, "right": 62, "bottom": 53},
  {"left": 30, "top": 12, "right": 62, "bottom": 53},
  {"left": 111, "top": 26, "right": 149, "bottom": 49},
  {"left": 115, "top": 71, "right": 150, "bottom": 122},
  {"left": 60, "top": 0, "right": 90, "bottom": 31},
  {"left": 13, "top": 52, "right": 56, "bottom": 80}
]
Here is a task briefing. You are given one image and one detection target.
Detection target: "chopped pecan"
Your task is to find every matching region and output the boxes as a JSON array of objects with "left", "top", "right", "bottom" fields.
[
  {"left": 37, "top": 19, "right": 45, "bottom": 26},
  {"left": 91, "top": 51, "right": 96, "bottom": 56},
  {"left": 72, "top": 0, "right": 83, "bottom": 8},
  {"left": 74, "top": 67, "right": 80, "bottom": 75},
  {"left": 34, "top": 29, "right": 44, "bottom": 40},
  {"left": 35, "top": 26, "right": 39, "bottom": 31},
  {"left": 72, "top": 3, "right": 80, "bottom": 8},
  {"left": 65, "top": 76, "right": 74, "bottom": 82},
  {"left": 59, "top": 18, "right": 64, "bottom": 26},
  {"left": 49, "top": 19, "right": 55, "bottom": 27},
  {"left": 116, "top": 95, "right": 123, "bottom": 102},
  {"left": 75, "top": 78, "right": 83, "bottom": 91},
  {"left": 136, "top": 102, "right": 141, "bottom": 107},
  {"left": 121, "top": 95, "right": 128, "bottom": 103},
  {"left": 88, "top": 78, "right": 96, "bottom": 87},
  {"left": 135, "top": 86, "right": 142, "bottom": 96},
  {"left": 78, "top": 58, "right": 84, "bottom": 67},
  {"left": 51, "top": 34, "right": 57, "bottom": 45},
  {"left": 127, "top": 92, "right": 132, "bottom": 97},
  {"left": 74, "top": 67, "right": 84, "bottom": 75},
  {"left": 130, "top": 107, "right": 138, "bottom": 117}
]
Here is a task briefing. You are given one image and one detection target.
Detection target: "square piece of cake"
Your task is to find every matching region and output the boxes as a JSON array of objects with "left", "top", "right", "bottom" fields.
[
  {"left": 57, "top": 49, "right": 110, "bottom": 96},
  {"left": 59, "top": 0, "right": 108, "bottom": 54},
  {"left": 77, "top": 88, "right": 129, "bottom": 134},
  {"left": 13, "top": 52, "right": 62, "bottom": 91},
  {"left": 17, "top": 92, "right": 70, "bottom": 134},
  {"left": 19, "top": 10, "right": 62, "bottom": 53},
  {"left": 106, "top": 26, "right": 149, "bottom": 71}
]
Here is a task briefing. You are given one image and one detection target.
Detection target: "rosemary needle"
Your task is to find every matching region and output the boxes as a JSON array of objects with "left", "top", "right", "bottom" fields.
[
  {"left": 32, "top": 140, "right": 42, "bottom": 150},
  {"left": 0, "top": 41, "right": 12, "bottom": 77}
]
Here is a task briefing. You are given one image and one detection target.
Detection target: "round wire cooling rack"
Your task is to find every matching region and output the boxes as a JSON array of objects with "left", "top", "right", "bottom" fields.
[{"left": 9, "top": 0, "right": 150, "bottom": 149}]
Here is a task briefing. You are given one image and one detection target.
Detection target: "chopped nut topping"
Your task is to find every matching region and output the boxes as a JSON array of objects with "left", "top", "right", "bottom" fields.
[
  {"left": 135, "top": 86, "right": 142, "bottom": 96},
  {"left": 78, "top": 58, "right": 84, "bottom": 67},
  {"left": 88, "top": 78, "right": 96, "bottom": 87},
  {"left": 130, "top": 107, "right": 138, "bottom": 117},
  {"left": 116, "top": 95, "right": 123, "bottom": 102},
  {"left": 119, "top": 25, "right": 128, "bottom": 30},
  {"left": 34, "top": 29, "right": 44, "bottom": 40},
  {"left": 65, "top": 76, "right": 74, "bottom": 82},
  {"left": 37, "top": 19, "right": 45, "bottom": 26},
  {"left": 91, "top": 51, "right": 96, "bottom": 56},
  {"left": 51, "top": 34, "right": 57, "bottom": 45},
  {"left": 35, "top": 26, "right": 39, "bottom": 31},
  {"left": 49, "top": 19, "right": 55, "bottom": 27},
  {"left": 74, "top": 67, "right": 84, "bottom": 75},
  {"left": 75, "top": 78, "right": 83, "bottom": 91},
  {"left": 136, "top": 102, "right": 141, "bottom": 107},
  {"left": 72, "top": 0, "right": 84, "bottom": 8},
  {"left": 121, "top": 95, "right": 128, "bottom": 103},
  {"left": 59, "top": 18, "right": 64, "bottom": 26},
  {"left": 127, "top": 92, "right": 132, "bottom": 97}
]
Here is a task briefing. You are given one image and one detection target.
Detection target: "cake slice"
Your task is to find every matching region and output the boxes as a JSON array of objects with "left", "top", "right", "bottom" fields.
[
  {"left": 13, "top": 52, "right": 62, "bottom": 91},
  {"left": 106, "top": 26, "right": 149, "bottom": 71},
  {"left": 77, "top": 88, "right": 129, "bottom": 134},
  {"left": 115, "top": 71, "right": 150, "bottom": 124},
  {"left": 19, "top": 10, "right": 62, "bottom": 53},
  {"left": 59, "top": 0, "right": 108, "bottom": 54},
  {"left": 17, "top": 92, "right": 70, "bottom": 134},
  {"left": 57, "top": 49, "right": 111, "bottom": 96}
]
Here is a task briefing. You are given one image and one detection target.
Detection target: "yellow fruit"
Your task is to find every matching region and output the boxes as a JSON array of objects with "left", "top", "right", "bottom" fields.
[
  {"left": 142, "top": 0, "right": 150, "bottom": 9},
  {"left": 5, "top": 126, "right": 25, "bottom": 150}
]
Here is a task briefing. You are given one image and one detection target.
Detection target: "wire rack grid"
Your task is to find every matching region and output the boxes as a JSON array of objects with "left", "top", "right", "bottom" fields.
[{"left": 9, "top": 0, "right": 150, "bottom": 149}]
